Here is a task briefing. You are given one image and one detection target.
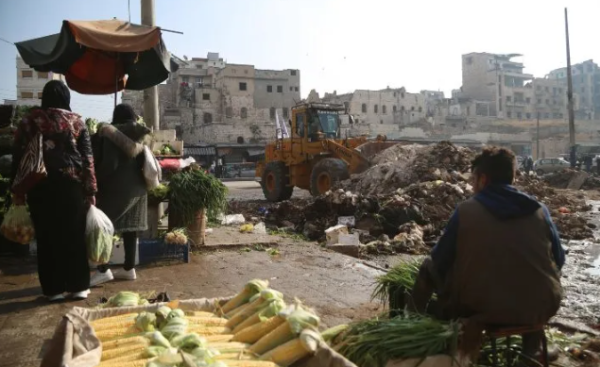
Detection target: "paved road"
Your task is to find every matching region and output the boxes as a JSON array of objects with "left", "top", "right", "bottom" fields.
[{"left": 225, "top": 180, "right": 310, "bottom": 201}]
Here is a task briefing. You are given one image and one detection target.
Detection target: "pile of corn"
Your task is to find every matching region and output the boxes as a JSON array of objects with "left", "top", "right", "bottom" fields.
[{"left": 91, "top": 280, "right": 323, "bottom": 367}]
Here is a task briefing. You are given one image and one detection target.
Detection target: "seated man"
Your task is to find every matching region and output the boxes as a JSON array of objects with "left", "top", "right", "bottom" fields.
[{"left": 410, "top": 147, "right": 564, "bottom": 358}]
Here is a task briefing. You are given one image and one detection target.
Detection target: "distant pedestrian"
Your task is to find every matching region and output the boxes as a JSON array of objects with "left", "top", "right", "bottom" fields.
[
  {"left": 526, "top": 156, "right": 534, "bottom": 174},
  {"left": 585, "top": 155, "right": 593, "bottom": 173}
]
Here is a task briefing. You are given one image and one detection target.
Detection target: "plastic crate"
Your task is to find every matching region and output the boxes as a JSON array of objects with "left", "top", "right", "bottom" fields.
[{"left": 138, "top": 239, "right": 189, "bottom": 265}]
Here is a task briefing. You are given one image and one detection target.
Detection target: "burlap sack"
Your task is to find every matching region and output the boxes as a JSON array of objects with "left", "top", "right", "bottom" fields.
[{"left": 40, "top": 298, "right": 357, "bottom": 367}]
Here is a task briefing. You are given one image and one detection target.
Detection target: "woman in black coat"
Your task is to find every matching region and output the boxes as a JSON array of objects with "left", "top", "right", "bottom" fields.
[{"left": 90, "top": 104, "right": 150, "bottom": 286}]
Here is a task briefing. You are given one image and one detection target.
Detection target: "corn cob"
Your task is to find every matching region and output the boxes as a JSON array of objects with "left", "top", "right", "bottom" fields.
[
  {"left": 260, "top": 329, "right": 321, "bottom": 367},
  {"left": 97, "top": 351, "right": 146, "bottom": 364},
  {"left": 232, "top": 313, "right": 262, "bottom": 334},
  {"left": 215, "top": 353, "right": 257, "bottom": 361},
  {"left": 91, "top": 313, "right": 138, "bottom": 327},
  {"left": 187, "top": 316, "right": 228, "bottom": 326},
  {"left": 219, "top": 361, "right": 279, "bottom": 367},
  {"left": 187, "top": 311, "right": 219, "bottom": 318},
  {"left": 94, "top": 319, "right": 136, "bottom": 332},
  {"left": 209, "top": 342, "right": 251, "bottom": 352},
  {"left": 98, "top": 357, "right": 151, "bottom": 367},
  {"left": 101, "top": 344, "right": 148, "bottom": 361},
  {"left": 233, "top": 316, "right": 285, "bottom": 344},
  {"left": 226, "top": 297, "right": 260, "bottom": 319},
  {"left": 221, "top": 280, "right": 269, "bottom": 314},
  {"left": 101, "top": 336, "right": 149, "bottom": 351},
  {"left": 187, "top": 325, "right": 231, "bottom": 335},
  {"left": 95, "top": 326, "right": 141, "bottom": 342},
  {"left": 248, "top": 322, "right": 293, "bottom": 355},
  {"left": 205, "top": 334, "right": 235, "bottom": 342},
  {"left": 259, "top": 339, "right": 307, "bottom": 366}
]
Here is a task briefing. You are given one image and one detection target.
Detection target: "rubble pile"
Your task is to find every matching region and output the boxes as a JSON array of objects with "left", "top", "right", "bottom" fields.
[
  {"left": 543, "top": 169, "right": 600, "bottom": 190},
  {"left": 341, "top": 141, "right": 475, "bottom": 196},
  {"left": 258, "top": 142, "right": 595, "bottom": 252}
]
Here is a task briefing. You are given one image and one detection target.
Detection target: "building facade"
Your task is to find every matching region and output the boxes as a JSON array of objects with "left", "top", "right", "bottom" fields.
[
  {"left": 122, "top": 53, "right": 301, "bottom": 145},
  {"left": 548, "top": 59, "right": 600, "bottom": 119},
  {"left": 4, "top": 56, "right": 65, "bottom": 106}
]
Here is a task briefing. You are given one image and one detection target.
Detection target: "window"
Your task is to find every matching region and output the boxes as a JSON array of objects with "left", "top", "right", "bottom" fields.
[
  {"left": 21, "top": 70, "right": 33, "bottom": 78},
  {"left": 290, "top": 87, "right": 293, "bottom": 92},
  {"left": 411, "top": 106, "right": 415, "bottom": 111},
  {"left": 393, "top": 92, "right": 397, "bottom": 97},
  {"left": 237, "top": 136, "right": 245, "bottom": 144},
  {"left": 553, "top": 100, "right": 557, "bottom": 105},
  {"left": 418, "top": 106, "right": 422, "bottom": 112},
  {"left": 241, "top": 107, "right": 248, "bottom": 119},
  {"left": 20, "top": 91, "right": 33, "bottom": 98},
  {"left": 382, "top": 105, "right": 387, "bottom": 114},
  {"left": 545, "top": 87, "right": 549, "bottom": 92},
  {"left": 361, "top": 103, "right": 367, "bottom": 113},
  {"left": 553, "top": 88, "right": 557, "bottom": 95},
  {"left": 507, "top": 112, "right": 512, "bottom": 118},
  {"left": 294, "top": 87, "right": 299, "bottom": 92},
  {"left": 204, "top": 112, "right": 213, "bottom": 124},
  {"left": 283, "top": 107, "right": 289, "bottom": 119},
  {"left": 37, "top": 92, "right": 43, "bottom": 99},
  {"left": 196, "top": 77, "right": 203, "bottom": 84},
  {"left": 517, "top": 112, "right": 522, "bottom": 119},
  {"left": 559, "top": 88, "right": 563, "bottom": 94},
  {"left": 545, "top": 99, "right": 550, "bottom": 105},
  {"left": 225, "top": 107, "right": 233, "bottom": 117},
  {"left": 291, "top": 70, "right": 297, "bottom": 76},
  {"left": 380, "top": 120, "right": 383, "bottom": 124},
  {"left": 343, "top": 102, "right": 349, "bottom": 111},
  {"left": 526, "top": 97, "right": 531, "bottom": 104},
  {"left": 401, "top": 93, "right": 405, "bottom": 98},
  {"left": 269, "top": 107, "right": 276, "bottom": 119},
  {"left": 239, "top": 82, "right": 247, "bottom": 91},
  {"left": 37, "top": 71, "right": 48, "bottom": 79},
  {"left": 581, "top": 87, "right": 585, "bottom": 93},
  {"left": 526, "top": 113, "right": 531, "bottom": 119},
  {"left": 277, "top": 86, "right": 283, "bottom": 93},
  {"left": 296, "top": 114, "right": 305, "bottom": 137},
  {"left": 267, "top": 85, "right": 273, "bottom": 93},
  {"left": 400, "top": 106, "right": 405, "bottom": 111},
  {"left": 203, "top": 93, "right": 210, "bottom": 101},
  {"left": 393, "top": 105, "right": 397, "bottom": 112},
  {"left": 374, "top": 104, "right": 378, "bottom": 113},
  {"left": 537, "top": 99, "right": 542, "bottom": 104},
  {"left": 182, "top": 76, "right": 189, "bottom": 82},
  {"left": 544, "top": 113, "right": 550, "bottom": 119},
  {"left": 536, "top": 85, "right": 541, "bottom": 90},
  {"left": 506, "top": 96, "right": 511, "bottom": 102}
]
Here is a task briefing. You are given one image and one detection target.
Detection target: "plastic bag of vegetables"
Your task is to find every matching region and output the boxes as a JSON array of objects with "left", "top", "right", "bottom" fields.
[
  {"left": 85, "top": 205, "right": 115, "bottom": 264},
  {"left": 0, "top": 205, "right": 35, "bottom": 245}
]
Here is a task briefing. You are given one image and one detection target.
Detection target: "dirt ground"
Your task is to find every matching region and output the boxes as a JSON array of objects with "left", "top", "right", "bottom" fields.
[{"left": 0, "top": 239, "right": 383, "bottom": 367}]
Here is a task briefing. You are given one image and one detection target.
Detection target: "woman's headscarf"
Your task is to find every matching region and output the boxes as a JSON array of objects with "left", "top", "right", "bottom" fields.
[
  {"left": 41, "top": 80, "right": 71, "bottom": 111},
  {"left": 112, "top": 104, "right": 138, "bottom": 124}
]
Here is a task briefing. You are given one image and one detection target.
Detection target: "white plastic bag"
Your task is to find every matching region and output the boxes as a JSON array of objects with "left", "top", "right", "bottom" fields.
[
  {"left": 143, "top": 146, "right": 162, "bottom": 190},
  {"left": 86, "top": 206, "right": 115, "bottom": 264}
]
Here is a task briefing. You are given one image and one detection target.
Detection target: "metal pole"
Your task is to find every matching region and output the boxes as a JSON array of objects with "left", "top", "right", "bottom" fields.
[
  {"left": 565, "top": 8, "right": 576, "bottom": 167},
  {"left": 142, "top": 0, "right": 160, "bottom": 131},
  {"left": 536, "top": 112, "right": 540, "bottom": 159}
]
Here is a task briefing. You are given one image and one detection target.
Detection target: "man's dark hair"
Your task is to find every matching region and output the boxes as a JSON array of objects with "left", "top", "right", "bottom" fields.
[{"left": 471, "top": 146, "right": 516, "bottom": 184}]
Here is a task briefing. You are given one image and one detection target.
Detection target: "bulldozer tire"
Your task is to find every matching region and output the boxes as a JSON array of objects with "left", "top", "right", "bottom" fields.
[
  {"left": 261, "top": 162, "right": 293, "bottom": 202},
  {"left": 310, "top": 158, "right": 349, "bottom": 196}
]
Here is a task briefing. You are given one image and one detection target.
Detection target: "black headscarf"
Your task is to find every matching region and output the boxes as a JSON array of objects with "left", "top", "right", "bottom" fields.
[
  {"left": 112, "top": 104, "right": 137, "bottom": 124},
  {"left": 41, "top": 80, "right": 71, "bottom": 111}
]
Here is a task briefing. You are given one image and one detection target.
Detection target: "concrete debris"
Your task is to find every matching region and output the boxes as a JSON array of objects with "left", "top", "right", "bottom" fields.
[
  {"left": 544, "top": 169, "right": 600, "bottom": 190},
  {"left": 235, "top": 142, "right": 595, "bottom": 252},
  {"left": 325, "top": 224, "right": 349, "bottom": 245}
]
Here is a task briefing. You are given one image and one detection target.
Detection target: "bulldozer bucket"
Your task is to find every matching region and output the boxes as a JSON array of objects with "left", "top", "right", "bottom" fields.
[{"left": 356, "top": 140, "right": 399, "bottom": 159}]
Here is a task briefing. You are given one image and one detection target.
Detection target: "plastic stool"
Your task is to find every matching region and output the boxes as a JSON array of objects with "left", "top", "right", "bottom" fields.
[{"left": 485, "top": 324, "right": 548, "bottom": 367}]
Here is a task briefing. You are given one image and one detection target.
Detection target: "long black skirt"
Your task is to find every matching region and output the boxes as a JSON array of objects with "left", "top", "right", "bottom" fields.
[{"left": 27, "top": 175, "right": 90, "bottom": 296}]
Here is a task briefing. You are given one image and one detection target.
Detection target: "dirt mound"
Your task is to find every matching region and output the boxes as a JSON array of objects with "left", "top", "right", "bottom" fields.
[
  {"left": 340, "top": 141, "right": 475, "bottom": 196},
  {"left": 543, "top": 169, "right": 600, "bottom": 190}
]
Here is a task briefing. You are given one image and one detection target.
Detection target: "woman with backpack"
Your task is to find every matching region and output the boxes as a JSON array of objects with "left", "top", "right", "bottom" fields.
[{"left": 90, "top": 104, "right": 150, "bottom": 286}]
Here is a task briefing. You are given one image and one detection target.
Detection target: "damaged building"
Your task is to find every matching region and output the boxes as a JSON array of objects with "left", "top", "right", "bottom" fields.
[{"left": 122, "top": 52, "right": 301, "bottom": 146}]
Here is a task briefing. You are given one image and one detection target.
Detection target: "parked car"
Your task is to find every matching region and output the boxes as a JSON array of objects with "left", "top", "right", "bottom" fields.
[
  {"left": 533, "top": 158, "right": 570, "bottom": 175},
  {"left": 222, "top": 163, "right": 256, "bottom": 179}
]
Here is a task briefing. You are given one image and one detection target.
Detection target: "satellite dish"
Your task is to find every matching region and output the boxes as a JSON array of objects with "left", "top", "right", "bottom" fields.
[{"left": 183, "top": 55, "right": 188, "bottom": 60}]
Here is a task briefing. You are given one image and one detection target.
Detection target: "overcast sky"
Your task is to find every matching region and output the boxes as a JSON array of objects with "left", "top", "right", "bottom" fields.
[{"left": 0, "top": 0, "right": 598, "bottom": 121}]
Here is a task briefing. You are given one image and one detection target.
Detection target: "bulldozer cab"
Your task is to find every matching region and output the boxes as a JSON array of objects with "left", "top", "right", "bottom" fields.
[{"left": 291, "top": 103, "right": 344, "bottom": 142}]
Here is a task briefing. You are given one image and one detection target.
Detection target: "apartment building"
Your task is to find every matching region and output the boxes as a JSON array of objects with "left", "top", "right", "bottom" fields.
[
  {"left": 4, "top": 56, "right": 65, "bottom": 106},
  {"left": 461, "top": 52, "right": 534, "bottom": 119},
  {"left": 548, "top": 59, "right": 600, "bottom": 119},
  {"left": 122, "top": 52, "right": 301, "bottom": 144}
]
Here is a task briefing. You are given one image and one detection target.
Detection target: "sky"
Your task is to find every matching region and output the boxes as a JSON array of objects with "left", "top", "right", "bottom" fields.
[{"left": 1, "top": 0, "right": 599, "bottom": 121}]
